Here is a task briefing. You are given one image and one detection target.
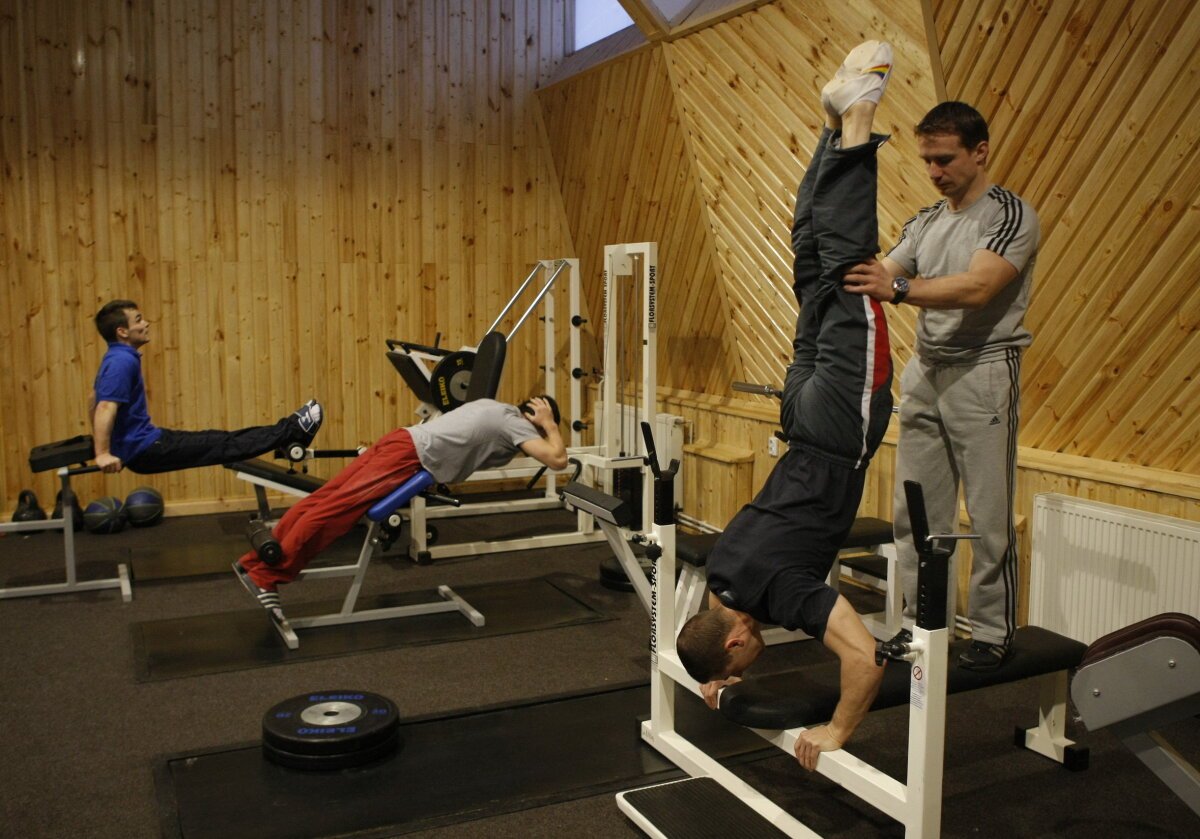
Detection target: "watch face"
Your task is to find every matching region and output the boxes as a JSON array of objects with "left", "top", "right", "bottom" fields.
[{"left": 892, "top": 277, "right": 909, "bottom": 293}]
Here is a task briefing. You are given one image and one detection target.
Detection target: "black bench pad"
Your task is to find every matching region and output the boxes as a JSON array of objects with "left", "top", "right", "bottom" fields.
[
  {"left": 677, "top": 532, "right": 722, "bottom": 567},
  {"left": 840, "top": 554, "right": 888, "bottom": 579},
  {"left": 676, "top": 517, "right": 894, "bottom": 569},
  {"left": 225, "top": 459, "right": 326, "bottom": 494},
  {"left": 719, "top": 625, "right": 1086, "bottom": 730},
  {"left": 1081, "top": 611, "right": 1200, "bottom": 668},
  {"left": 843, "top": 517, "right": 893, "bottom": 549}
]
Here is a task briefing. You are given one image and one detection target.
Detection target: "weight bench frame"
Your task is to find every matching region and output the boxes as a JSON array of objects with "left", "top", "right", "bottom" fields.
[
  {"left": 616, "top": 477, "right": 1084, "bottom": 838},
  {"left": 1072, "top": 613, "right": 1200, "bottom": 816},
  {"left": 269, "top": 469, "right": 483, "bottom": 650},
  {"left": 2, "top": 438, "right": 131, "bottom": 602}
]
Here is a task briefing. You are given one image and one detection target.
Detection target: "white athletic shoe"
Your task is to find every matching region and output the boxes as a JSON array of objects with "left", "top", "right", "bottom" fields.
[
  {"left": 821, "top": 40, "right": 893, "bottom": 119},
  {"left": 292, "top": 399, "right": 323, "bottom": 442}
]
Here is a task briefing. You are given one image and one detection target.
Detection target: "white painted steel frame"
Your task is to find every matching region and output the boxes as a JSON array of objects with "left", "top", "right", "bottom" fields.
[
  {"left": 400, "top": 258, "right": 612, "bottom": 562},
  {"left": 602, "top": 242, "right": 658, "bottom": 528},
  {"left": 633, "top": 518, "right": 951, "bottom": 837},
  {"left": 626, "top": 533, "right": 1077, "bottom": 836},
  {"left": 272, "top": 519, "right": 484, "bottom": 650},
  {"left": 0, "top": 467, "right": 132, "bottom": 603}
]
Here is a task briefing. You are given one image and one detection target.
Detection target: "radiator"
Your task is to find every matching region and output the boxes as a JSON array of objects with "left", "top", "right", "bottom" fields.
[{"left": 1029, "top": 493, "right": 1200, "bottom": 644}]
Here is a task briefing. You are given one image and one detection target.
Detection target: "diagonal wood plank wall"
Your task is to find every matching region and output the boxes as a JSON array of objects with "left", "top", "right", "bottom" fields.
[
  {"left": 540, "top": 0, "right": 1199, "bottom": 616},
  {"left": 538, "top": 46, "right": 740, "bottom": 395},
  {"left": 0, "top": 0, "right": 586, "bottom": 513},
  {"left": 933, "top": 0, "right": 1200, "bottom": 473},
  {"left": 540, "top": 0, "right": 1199, "bottom": 496}
]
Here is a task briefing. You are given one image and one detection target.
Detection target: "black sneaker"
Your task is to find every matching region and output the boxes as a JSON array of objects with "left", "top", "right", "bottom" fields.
[
  {"left": 888, "top": 627, "right": 913, "bottom": 645},
  {"left": 958, "top": 640, "right": 1009, "bottom": 671},
  {"left": 233, "top": 561, "right": 285, "bottom": 618},
  {"left": 292, "top": 399, "right": 323, "bottom": 445}
]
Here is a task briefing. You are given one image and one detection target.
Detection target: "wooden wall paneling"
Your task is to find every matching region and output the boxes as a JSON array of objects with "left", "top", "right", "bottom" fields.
[
  {"left": 922, "top": 0, "right": 1200, "bottom": 482},
  {"left": 683, "top": 441, "right": 755, "bottom": 527},
  {"left": 1165, "top": 387, "right": 1200, "bottom": 476},
  {"left": 934, "top": 0, "right": 994, "bottom": 89},
  {"left": 538, "top": 42, "right": 737, "bottom": 396},
  {"left": 1094, "top": 252, "right": 1200, "bottom": 467},
  {"left": 1003, "top": 1, "right": 1159, "bottom": 251},
  {"left": 1018, "top": 5, "right": 1200, "bottom": 456}
]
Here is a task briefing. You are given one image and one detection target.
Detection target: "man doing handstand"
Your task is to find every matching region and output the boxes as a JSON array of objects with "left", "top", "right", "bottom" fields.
[{"left": 676, "top": 40, "right": 896, "bottom": 771}]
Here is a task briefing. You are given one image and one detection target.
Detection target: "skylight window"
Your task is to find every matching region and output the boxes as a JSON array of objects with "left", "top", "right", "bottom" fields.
[{"left": 573, "top": 0, "right": 635, "bottom": 51}]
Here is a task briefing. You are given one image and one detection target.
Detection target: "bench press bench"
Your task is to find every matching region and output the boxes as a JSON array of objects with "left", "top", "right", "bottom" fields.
[{"left": 602, "top": 449, "right": 1092, "bottom": 838}]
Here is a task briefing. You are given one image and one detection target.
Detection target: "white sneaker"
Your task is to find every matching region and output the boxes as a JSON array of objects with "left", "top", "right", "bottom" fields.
[
  {"left": 821, "top": 40, "right": 893, "bottom": 119},
  {"left": 292, "top": 399, "right": 323, "bottom": 441}
]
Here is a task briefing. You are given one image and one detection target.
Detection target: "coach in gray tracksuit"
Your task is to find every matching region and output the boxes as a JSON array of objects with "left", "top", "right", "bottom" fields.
[{"left": 843, "top": 101, "right": 1040, "bottom": 671}]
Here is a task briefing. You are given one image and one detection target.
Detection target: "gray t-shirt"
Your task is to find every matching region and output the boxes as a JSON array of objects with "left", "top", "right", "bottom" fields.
[
  {"left": 406, "top": 399, "right": 540, "bottom": 483},
  {"left": 887, "top": 185, "right": 1039, "bottom": 364}
]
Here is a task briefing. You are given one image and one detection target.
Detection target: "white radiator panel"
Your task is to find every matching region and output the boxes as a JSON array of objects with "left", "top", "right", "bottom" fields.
[{"left": 1029, "top": 493, "right": 1200, "bottom": 644}]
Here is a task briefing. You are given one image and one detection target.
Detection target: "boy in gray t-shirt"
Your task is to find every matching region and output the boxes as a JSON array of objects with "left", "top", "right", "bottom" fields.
[
  {"left": 843, "top": 101, "right": 1040, "bottom": 671},
  {"left": 235, "top": 396, "right": 567, "bottom": 610}
]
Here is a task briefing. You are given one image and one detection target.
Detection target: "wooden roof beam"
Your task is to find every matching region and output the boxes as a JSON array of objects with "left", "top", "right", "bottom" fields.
[{"left": 618, "top": 0, "right": 670, "bottom": 41}]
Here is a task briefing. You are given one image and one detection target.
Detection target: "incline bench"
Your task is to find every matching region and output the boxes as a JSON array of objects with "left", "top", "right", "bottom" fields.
[{"left": 230, "top": 331, "right": 509, "bottom": 649}]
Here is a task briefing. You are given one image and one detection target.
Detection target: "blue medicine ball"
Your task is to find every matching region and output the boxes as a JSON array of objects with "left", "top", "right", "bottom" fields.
[
  {"left": 84, "top": 496, "right": 127, "bottom": 535},
  {"left": 124, "top": 486, "right": 164, "bottom": 527}
]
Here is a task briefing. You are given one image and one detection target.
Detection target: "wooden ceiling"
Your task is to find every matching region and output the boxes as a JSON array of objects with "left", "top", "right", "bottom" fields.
[{"left": 540, "top": 0, "right": 1200, "bottom": 475}]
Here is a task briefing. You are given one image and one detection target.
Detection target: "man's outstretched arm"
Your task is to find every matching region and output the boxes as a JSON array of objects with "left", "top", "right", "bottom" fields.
[
  {"left": 92, "top": 400, "right": 124, "bottom": 473},
  {"left": 794, "top": 595, "right": 885, "bottom": 770}
]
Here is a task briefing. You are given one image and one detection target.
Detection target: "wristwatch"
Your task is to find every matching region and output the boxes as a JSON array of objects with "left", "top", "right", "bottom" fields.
[{"left": 891, "top": 276, "right": 910, "bottom": 304}]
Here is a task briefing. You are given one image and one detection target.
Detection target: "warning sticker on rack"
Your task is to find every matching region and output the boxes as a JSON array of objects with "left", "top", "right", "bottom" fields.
[{"left": 910, "top": 664, "right": 926, "bottom": 710}]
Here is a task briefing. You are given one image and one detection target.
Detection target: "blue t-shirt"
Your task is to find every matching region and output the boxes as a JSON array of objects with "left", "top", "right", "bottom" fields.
[{"left": 93, "top": 344, "right": 162, "bottom": 460}]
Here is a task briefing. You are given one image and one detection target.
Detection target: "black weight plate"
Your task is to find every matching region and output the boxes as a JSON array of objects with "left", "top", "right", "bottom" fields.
[
  {"left": 262, "top": 691, "right": 399, "bottom": 757},
  {"left": 429, "top": 351, "right": 475, "bottom": 410},
  {"left": 262, "top": 729, "right": 401, "bottom": 771}
]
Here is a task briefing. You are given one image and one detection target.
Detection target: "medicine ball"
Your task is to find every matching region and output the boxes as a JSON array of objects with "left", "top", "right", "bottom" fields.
[
  {"left": 84, "top": 496, "right": 127, "bottom": 535},
  {"left": 124, "top": 486, "right": 164, "bottom": 528}
]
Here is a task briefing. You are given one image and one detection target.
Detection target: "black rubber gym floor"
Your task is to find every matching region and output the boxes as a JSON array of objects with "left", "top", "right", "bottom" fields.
[
  {"left": 2, "top": 508, "right": 1197, "bottom": 838},
  {"left": 131, "top": 573, "right": 611, "bottom": 681},
  {"left": 155, "top": 682, "right": 770, "bottom": 839}
]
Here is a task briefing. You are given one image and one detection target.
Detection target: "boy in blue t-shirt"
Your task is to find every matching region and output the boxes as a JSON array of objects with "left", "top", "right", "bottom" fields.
[{"left": 90, "top": 299, "right": 323, "bottom": 474}]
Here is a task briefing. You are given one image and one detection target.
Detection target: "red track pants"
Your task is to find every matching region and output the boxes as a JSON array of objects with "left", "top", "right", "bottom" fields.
[{"left": 237, "top": 428, "right": 423, "bottom": 588}]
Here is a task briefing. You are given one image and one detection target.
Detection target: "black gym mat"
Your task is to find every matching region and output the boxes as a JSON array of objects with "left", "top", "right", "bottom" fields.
[
  {"left": 130, "top": 540, "right": 248, "bottom": 581},
  {"left": 130, "top": 573, "right": 611, "bottom": 682},
  {"left": 155, "top": 682, "right": 774, "bottom": 839},
  {"left": 0, "top": 548, "right": 130, "bottom": 588}
]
